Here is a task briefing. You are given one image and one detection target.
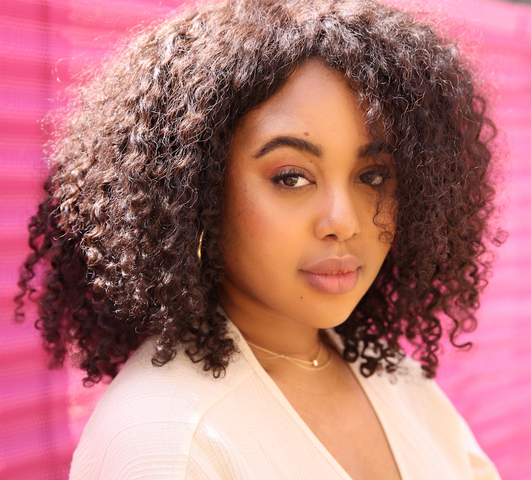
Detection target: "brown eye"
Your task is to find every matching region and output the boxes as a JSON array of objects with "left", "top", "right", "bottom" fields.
[
  {"left": 360, "top": 169, "right": 389, "bottom": 186},
  {"left": 283, "top": 175, "right": 303, "bottom": 187},
  {"left": 272, "top": 170, "right": 311, "bottom": 188}
]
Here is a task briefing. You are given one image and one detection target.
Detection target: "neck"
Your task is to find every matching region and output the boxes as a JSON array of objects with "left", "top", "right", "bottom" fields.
[{"left": 218, "top": 289, "right": 322, "bottom": 363}]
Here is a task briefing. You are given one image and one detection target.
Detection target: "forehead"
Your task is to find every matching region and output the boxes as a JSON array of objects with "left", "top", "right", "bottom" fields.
[{"left": 232, "top": 59, "right": 369, "bottom": 154}]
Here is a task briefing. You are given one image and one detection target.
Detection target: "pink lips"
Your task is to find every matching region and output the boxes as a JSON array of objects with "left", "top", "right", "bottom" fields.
[{"left": 301, "top": 256, "right": 361, "bottom": 295}]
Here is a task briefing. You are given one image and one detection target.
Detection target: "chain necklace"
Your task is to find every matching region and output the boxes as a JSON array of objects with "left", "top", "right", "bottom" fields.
[{"left": 245, "top": 339, "right": 332, "bottom": 371}]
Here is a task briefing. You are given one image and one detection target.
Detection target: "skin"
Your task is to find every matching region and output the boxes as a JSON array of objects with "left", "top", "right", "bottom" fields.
[{"left": 218, "top": 59, "right": 401, "bottom": 480}]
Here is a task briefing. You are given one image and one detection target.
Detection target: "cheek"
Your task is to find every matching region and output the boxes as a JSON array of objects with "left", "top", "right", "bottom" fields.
[
  {"left": 368, "top": 190, "right": 397, "bottom": 240},
  {"left": 358, "top": 195, "right": 395, "bottom": 276},
  {"left": 222, "top": 177, "right": 279, "bottom": 266},
  {"left": 223, "top": 164, "right": 297, "bottom": 245},
  {"left": 223, "top": 188, "right": 262, "bottom": 248},
  {"left": 221, "top": 179, "right": 310, "bottom": 304},
  {"left": 382, "top": 181, "right": 398, "bottom": 231}
]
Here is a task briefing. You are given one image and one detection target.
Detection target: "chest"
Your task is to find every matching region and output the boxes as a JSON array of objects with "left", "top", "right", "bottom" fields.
[{"left": 275, "top": 368, "right": 402, "bottom": 480}]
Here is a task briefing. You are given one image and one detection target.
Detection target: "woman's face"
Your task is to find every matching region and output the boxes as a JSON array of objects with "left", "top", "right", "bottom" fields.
[{"left": 220, "top": 60, "right": 396, "bottom": 330}]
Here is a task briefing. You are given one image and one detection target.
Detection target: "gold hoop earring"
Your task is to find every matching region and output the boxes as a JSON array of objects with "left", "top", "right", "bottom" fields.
[{"left": 197, "top": 230, "right": 205, "bottom": 261}]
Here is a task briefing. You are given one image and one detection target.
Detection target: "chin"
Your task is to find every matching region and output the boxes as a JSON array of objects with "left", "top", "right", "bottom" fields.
[{"left": 297, "top": 300, "right": 358, "bottom": 330}]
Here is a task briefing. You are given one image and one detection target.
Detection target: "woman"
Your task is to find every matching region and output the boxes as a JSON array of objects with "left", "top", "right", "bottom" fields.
[{"left": 17, "top": 0, "right": 504, "bottom": 478}]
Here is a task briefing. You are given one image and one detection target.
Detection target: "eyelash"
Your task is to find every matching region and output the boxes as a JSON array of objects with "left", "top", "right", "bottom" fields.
[
  {"left": 271, "top": 169, "right": 311, "bottom": 189},
  {"left": 271, "top": 166, "right": 391, "bottom": 190}
]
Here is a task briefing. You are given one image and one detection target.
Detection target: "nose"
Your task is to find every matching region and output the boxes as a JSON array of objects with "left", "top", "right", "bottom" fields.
[{"left": 314, "top": 189, "right": 361, "bottom": 242}]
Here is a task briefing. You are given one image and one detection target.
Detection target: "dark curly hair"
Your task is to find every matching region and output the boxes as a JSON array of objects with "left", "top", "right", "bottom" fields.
[{"left": 16, "top": 0, "right": 504, "bottom": 384}]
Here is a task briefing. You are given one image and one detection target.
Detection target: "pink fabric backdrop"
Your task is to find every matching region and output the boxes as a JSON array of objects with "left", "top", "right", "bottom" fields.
[{"left": 1, "top": 0, "right": 529, "bottom": 479}]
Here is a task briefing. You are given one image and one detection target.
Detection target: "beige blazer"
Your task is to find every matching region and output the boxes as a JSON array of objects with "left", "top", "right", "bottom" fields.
[{"left": 70, "top": 320, "right": 501, "bottom": 480}]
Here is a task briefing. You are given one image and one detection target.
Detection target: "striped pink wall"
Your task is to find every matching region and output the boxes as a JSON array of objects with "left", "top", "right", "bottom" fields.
[{"left": 1, "top": 0, "right": 529, "bottom": 479}]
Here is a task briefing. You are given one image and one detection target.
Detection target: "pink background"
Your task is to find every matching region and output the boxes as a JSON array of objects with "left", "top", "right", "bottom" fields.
[{"left": 1, "top": 0, "right": 530, "bottom": 479}]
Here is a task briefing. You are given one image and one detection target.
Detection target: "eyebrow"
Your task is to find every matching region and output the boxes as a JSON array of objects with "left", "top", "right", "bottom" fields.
[
  {"left": 358, "top": 140, "right": 394, "bottom": 158},
  {"left": 252, "top": 136, "right": 323, "bottom": 159},
  {"left": 252, "top": 135, "right": 391, "bottom": 162}
]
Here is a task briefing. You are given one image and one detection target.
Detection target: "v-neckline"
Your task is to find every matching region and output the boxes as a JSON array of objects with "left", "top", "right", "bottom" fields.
[{"left": 225, "top": 318, "right": 405, "bottom": 480}]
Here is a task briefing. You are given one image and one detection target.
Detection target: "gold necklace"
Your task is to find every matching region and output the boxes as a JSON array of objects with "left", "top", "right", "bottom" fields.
[{"left": 245, "top": 339, "right": 332, "bottom": 371}]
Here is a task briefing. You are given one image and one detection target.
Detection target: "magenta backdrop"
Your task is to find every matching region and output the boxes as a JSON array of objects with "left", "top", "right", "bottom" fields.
[{"left": 1, "top": 0, "right": 529, "bottom": 479}]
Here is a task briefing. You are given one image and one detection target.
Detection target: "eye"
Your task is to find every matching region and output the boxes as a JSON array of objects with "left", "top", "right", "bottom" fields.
[
  {"left": 271, "top": 169, "right": 312, "bottom": 189},
  {"left": 359, "top": 168, "right": 390, "bottom": 187}
]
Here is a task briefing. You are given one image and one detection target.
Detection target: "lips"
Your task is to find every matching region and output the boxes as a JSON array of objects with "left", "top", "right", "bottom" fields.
[{"left": 301, "top": 256, "right": 361, "bottom": 295}]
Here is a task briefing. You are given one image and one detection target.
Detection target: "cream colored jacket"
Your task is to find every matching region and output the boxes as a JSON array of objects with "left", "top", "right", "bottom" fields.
[{"left": 70, "top": 321, "right": 501, "bottom": 480}]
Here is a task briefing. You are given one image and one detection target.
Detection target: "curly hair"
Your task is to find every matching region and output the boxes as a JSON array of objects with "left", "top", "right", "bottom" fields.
[{"left": 16, "top": 0, "right": 504, "bottom": 384}]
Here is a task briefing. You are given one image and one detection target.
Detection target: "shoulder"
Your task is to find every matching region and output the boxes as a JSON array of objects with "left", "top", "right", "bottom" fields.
[
  {"left": 359, "top": 357, "right": 501, "bottom": 480},
  {"left": 69, "top": 338, "right": 253, "bottom": 480}
]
